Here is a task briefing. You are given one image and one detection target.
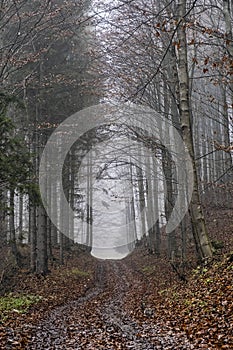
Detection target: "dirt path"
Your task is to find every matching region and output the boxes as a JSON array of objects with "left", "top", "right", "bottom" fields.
[{"left": 27, "top": 260, "right": 193, "bottom": 349}]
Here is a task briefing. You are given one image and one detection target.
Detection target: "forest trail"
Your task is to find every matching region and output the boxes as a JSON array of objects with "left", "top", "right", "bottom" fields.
[{"left": 27, "top": 259, "right": 193, "bottom": 350}]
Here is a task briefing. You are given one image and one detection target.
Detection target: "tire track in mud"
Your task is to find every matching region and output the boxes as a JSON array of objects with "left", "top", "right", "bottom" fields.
[{"left": 27, "top": 260, "right": 194, "bottom": 349}]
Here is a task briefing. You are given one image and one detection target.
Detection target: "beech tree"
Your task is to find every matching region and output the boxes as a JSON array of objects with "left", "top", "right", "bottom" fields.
[
  {"left": 91, "top": 0, "right": 232, "bottom": 260},
  {"left": 176, "top": 0, "right": 213, "bottom": 259}
]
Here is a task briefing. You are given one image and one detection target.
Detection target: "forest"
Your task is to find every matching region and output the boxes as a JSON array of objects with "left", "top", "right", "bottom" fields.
[{"left": 0, "top": 0, "right": 232, "bottom": 349}]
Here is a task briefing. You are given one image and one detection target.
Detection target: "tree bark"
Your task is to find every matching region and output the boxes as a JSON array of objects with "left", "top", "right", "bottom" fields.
[
  {"left": 18, "top": 192, "right": 24, "bottom": 243},
  {"left": 9, "top": 188, "right": 21, "bottom": 266},
  {"left": 176, "top": 0, "right": 213, "bottom": 260},
  {"left": 0, "top": 190, "right": 7, "bottom": 246},
  {"left": 37, "top": 205, "right": 48, "bottom": 274}
]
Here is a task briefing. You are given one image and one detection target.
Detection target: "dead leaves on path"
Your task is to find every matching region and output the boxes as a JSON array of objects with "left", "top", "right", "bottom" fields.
[
  {"left": 0, "top": 249, "right": 233, "bottom": 349},
  {"left": 0, "top": 252, "right": 95, "bottom": 349}
]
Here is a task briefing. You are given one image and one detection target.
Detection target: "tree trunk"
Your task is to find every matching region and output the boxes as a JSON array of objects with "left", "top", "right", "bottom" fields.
[
  {"left": 136, "top": 143, "right": 147, "bottom": 240},
  {"left": 30, "top": 204, "right": 37, "bottom": 272},
  {"left": 0, "top": 190, "right": 7, "bottom": 246},
  {"left": 176, "top": 0, "right": 213, "bottom": 260},
  {"left": 18, "top": 192, "right": 24, "bottom": 243},
  {"left": 145, "top": 149, "right": 154, "bottom": 253},
  {"left": 29, "top": 132, "right": 37, "bottom": 272},
  {"left": 69, "top": 149, "right": 75, "bottom": 243},
  {"left": 86, "top": 149, "right": 93, "bottom": 249},
  {"left": 127, "top": 161, "right": 137, "bottom": 251},
  {"left": 59, "top": 231, "right": 64, "bottom": 265},
  {"left": 51, "top": 181, "right": 58, "bottom": 246},
  {"left": 9, "top": 188, "right": 21, "bottom": 266},
  {"left": 36, "top": 205, "right": 48, "bottom": 274}
]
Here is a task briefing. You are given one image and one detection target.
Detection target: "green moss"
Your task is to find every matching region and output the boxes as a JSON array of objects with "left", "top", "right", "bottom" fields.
[
  {"left": 0, "top": 294, "right": 42, "bottom": 320},
  {"left": 68, "top": 268, "right": 90, "bottom": 277},
  {"left": 204, "top": 278, "right": 213, "bottom": 284},
  {"left": 184, "top": 299, "right": 192, "bottom": 306},
  {"left": 141, "top": 265, "right": 155, "bottom": 274},
  {"left": 158, "top": 289, "right": 169, "bottom": 295}
]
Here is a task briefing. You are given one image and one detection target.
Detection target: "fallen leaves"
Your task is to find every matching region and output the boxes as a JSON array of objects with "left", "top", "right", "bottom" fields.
[
  {"left": 0, "top": 251, "right": 96, "bottom": 349},
  {"left": 0, "top": 220, "right": 232, "bottom": 349},
  {"left": 150, "top": 254, "right": 233, "bottom": 348}
]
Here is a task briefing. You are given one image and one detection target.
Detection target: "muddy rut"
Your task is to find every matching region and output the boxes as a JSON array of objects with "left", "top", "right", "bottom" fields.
[{"left": 27, "top": 260, "right": 194, "bottom": 349}]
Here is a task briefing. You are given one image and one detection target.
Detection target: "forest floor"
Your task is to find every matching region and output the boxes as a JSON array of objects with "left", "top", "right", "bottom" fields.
[
  {"left": 0, "top": 246, "right": 232, "bottom": 349},
  {"left": 0, "top": 208, "right": 232, "bottom": 349}
]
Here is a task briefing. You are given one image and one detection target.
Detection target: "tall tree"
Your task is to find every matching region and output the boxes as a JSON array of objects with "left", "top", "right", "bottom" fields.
[{"left": 175, "top": 0, "right": 213, "bottom": 260}]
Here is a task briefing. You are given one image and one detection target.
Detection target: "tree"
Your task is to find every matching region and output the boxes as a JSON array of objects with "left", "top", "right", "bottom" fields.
[
  {"left": 0, "top": 92, "right": 34, "bottom": 262},
  {"left": 175, "top": 0, "right": 213, "bottom": 260},
  {"left": 91, "top": 0, "right": 219, "bottom": 260},
  {"left": 0, "top": 0, "right": 97, "bottom": 273}
]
